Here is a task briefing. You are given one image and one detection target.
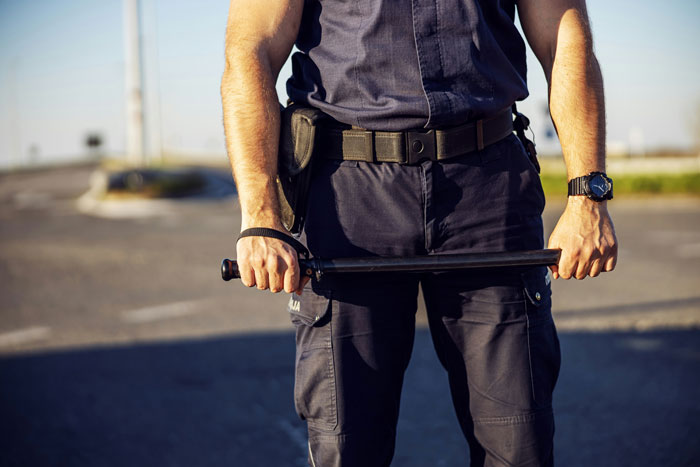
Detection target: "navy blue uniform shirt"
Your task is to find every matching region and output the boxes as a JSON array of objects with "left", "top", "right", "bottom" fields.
[{"left": 287, "top": 0, "right": 529, "bottom": 131}]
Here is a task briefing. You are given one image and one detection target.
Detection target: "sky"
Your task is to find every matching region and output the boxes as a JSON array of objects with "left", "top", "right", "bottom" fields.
[{"left": 0, "top": 0, "right": 699, "bottom": 168}]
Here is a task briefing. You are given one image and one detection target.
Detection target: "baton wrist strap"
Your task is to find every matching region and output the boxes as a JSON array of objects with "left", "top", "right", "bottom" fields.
[{"left": 238, "top": 227, "right": 310, "bottom": 259}]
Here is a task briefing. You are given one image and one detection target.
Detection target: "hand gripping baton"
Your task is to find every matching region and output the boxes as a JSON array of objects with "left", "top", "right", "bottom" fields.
[{"left": 221, "top": 249, "right": 561, "bottom": 282}]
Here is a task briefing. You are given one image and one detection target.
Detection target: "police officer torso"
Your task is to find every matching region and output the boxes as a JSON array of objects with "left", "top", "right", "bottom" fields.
[{"left": 287, "top": 0, "right": 528, "bottom": 131}]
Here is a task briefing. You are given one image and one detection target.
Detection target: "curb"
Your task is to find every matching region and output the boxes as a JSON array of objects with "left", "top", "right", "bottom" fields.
[{"left": 77, "top": 167, "right": 236, "bottom": 219}]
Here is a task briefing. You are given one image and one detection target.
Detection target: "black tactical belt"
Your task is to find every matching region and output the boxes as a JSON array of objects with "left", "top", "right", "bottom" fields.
[{"left": 317, "top": 107, "right": 514, "bottom": 165}]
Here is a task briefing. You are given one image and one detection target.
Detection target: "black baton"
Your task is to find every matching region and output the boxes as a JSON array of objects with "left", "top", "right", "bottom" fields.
[{"left": 221, "top": 249, "right": 561, "bottom": 282}]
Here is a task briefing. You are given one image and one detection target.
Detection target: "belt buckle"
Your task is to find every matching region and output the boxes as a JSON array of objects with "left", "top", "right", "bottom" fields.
[{"left": 405, "top": 130, "right": 436, "bottom": 165}]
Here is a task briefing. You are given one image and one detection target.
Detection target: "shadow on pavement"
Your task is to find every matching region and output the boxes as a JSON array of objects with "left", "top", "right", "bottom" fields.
[{"left": 1, "top": 329, "right": 698, "bottom": 466}]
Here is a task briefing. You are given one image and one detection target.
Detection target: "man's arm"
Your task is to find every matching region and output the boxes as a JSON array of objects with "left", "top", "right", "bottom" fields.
[
  {"left": 518, "top": 0, "right": 618, "bottom": 280},
  {"left": 221, "top": 0, "right": 305, "bottom": 293}
]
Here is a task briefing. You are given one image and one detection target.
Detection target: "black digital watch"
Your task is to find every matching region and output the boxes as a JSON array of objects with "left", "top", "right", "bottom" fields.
[{"left": 567, "top": 172, "right": 613, "bottom": 202}]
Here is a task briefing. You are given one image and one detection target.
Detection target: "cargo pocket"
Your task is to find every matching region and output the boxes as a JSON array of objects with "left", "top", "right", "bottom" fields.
[
  {"left": 521, "top": 267, "right": 561, "bottom": 405},
  {"left": 288, "top": 290, "right": 338, "bottom": 431}
]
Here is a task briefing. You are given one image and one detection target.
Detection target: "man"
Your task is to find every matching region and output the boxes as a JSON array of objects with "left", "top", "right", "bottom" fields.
[{"left": 221, "top": 0, "right": 617, "bottom": 465}]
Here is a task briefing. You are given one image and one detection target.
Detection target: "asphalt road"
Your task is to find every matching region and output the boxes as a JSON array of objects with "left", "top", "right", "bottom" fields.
[{"left": 0, "top": 164, "right": 698, "bottom": 466}]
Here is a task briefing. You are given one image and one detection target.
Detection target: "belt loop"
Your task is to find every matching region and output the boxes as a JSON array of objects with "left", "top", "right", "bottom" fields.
[
  {"left": 341, "top": 129, "right": 374, "bottom": 162},
  {"left": 371, "top": 131, "right": 378, "bottom": 163},
  {"left": 476, "top": 119, "right": 484, "bottom": 151}
]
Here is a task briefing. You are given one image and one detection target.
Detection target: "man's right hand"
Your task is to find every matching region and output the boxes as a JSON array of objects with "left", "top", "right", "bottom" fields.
[
  {"left": 236, "top": 232, "right": 309, "bottom": 294},
  {"left": 222, "top": 0, "right": 306, "bottom": 296}
]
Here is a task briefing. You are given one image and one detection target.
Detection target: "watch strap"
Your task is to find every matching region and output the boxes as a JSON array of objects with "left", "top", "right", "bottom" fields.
[{"left": 568, "top": 176, "right": 587, "bottom": 196}]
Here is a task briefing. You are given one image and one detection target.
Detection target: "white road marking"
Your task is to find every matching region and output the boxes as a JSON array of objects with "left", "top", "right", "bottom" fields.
[
  {"left": 13, "top": 191, "right": 53, "bottom": 209},
  {"left": 0, "top": 326, "right": 51, "bottom": 347},
  {"left": 276, "top": 418, "right": 309, "bottom": 466},
  {"left": 276, "top": 419, "right": 307, "bottom": 450},
  {"left": 554, "top": 308, "right": 700, "bottom": 332},
  {"left": 648, "top": 230, "right": 700, "bottom": 244},
  {"left": 676, "top": 243, "right": 700, "bottom": 258},
  {"left": 77, "top": 195, "right": 178, "bottom": 219},
  {"left": 121, "top": 300, "right": 205, "bottom": 324},
  {"left": 620, "top": 337, "right": 664, "bottom": 352}
]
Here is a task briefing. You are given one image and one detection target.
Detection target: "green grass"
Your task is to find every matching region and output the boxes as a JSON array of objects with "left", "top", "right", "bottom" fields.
[{"left": 540, "top": 172, "right": 700, "bottom": 197}]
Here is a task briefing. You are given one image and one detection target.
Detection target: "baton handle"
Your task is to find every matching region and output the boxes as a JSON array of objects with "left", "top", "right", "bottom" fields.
[
  {"left": 221, "top": 258, "right": 314, "bottom": 282},
  {"left": 221, "top": 249, "right": 561, "bottom": 282}
]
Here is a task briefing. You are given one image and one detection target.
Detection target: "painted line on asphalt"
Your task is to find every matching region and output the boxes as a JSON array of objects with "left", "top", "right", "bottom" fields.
[
  {"left": 121, "top": 299, "right": 206, "bottom": 324},
  {"left": 554, "top": 309, "right": 700, "bottom": 332},
  {"left": 676, "top": 242, "right": 700, "bottom": 258},
  {"left": 0, "top": 326, "right": 51, "bottom": 347},
  {"left": 276, "top": 418, "right": 309, "bottom": 461},
  {"left": 648, "top": 230, "right": 700, "bottom": 243},
  {"left": 76, "top": 193, "right": 178, "bottom": 219}
]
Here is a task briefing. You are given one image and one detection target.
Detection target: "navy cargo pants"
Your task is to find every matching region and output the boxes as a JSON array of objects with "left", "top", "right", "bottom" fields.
[{"left": 288, "top": 134, "right": 561, "bottom": 466}]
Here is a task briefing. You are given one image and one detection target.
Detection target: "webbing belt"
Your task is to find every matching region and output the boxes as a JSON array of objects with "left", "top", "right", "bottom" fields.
[{"left": 317, "top": 107, "right": 514, "bottom": 165}]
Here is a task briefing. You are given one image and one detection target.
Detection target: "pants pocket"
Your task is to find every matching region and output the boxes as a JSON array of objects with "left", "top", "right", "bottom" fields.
[
  {"left": 526, "top": 318, "right": 561, "bottom": 406},
  {"left": 522, "top": 267, "right": 561, "bottom": 405},
  {"left": 289, "top": 290, "right": 338, "bottom": 431}
]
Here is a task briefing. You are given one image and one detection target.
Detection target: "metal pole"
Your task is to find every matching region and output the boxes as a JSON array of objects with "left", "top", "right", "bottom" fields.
[
  {"left": 146, "top": 0, "right": 163, "bottom": 165},
  {"left": 124, "top": 0, "right": 145, "bottom": 166},
  {"left": 7, "top": 58, "right": 22, "bottom": 169}
]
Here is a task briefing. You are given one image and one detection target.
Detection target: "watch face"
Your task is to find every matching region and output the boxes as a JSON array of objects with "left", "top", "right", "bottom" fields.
[{"left": 589, "top": 175, "right": 610, "bottom": 197}]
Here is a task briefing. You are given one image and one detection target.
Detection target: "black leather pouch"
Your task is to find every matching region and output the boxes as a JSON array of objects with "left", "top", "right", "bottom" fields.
[{"left": 276, "top": 103, "right": 327, "bottom": 234}]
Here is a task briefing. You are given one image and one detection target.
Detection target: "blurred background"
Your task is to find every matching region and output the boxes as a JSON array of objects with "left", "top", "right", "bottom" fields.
[{"left": 0, "top": 0, "right": 698, "bottom": 466}]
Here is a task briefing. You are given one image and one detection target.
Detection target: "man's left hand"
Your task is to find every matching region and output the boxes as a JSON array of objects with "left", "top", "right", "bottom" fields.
[{"left": 547, "top": 197, "right": 618, "bottom": 280}]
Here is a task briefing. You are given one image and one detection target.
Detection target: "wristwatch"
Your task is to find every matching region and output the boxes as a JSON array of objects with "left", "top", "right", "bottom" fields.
[{"left": 567, "top": 171, "right": 613, "bottom": 201}]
